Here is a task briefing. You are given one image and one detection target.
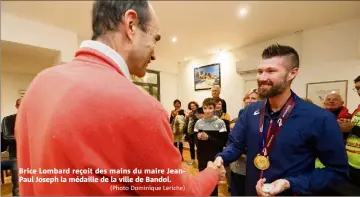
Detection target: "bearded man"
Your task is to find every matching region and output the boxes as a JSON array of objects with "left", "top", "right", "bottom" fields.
[{"left": 214, "top": 44, "right": 348, "bottom": 196}]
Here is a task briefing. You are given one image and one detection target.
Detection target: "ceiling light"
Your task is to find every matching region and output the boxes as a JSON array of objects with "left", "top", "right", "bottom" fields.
[
  {"left": 184, "top": 57, "right": 192, "bottom": 61},
  {"left": 238, "top": 8, "right": 248, "bottom": 18},
  {"left": 171, "top": 37, "right": 177, "bottom": 43}
]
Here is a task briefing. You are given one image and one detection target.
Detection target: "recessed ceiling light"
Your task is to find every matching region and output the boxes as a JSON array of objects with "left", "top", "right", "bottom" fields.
[
  {"left": 171, "top": 37, "right": 177, "bottom": 43},
  {"left": 184, "top": 57, "right": 192, "bottom": 61},
  {"left": 238, "top": 7, "right": 248, "bottom": 18}
]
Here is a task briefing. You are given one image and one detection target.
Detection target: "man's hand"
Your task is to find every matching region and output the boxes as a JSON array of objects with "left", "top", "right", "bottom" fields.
[
  {"left": 338, "top": 119, "right": 354, "bottom": 132},
  {"left": 214, "top": 156, "right": 223, "bottom": 168},
  {"left": 207, "top": 161, "right": 226, "bottom": 185},
  {"left": 256, "top": 178, "right": 290, "bottom": 196}
]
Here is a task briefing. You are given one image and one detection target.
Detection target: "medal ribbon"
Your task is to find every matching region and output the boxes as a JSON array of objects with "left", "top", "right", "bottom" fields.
[
  {"left": 258, "top": 96, "right": 295, "bottom": 179},
  {"left": 258, "top": 96, "right": 296, "bottom": 157}
]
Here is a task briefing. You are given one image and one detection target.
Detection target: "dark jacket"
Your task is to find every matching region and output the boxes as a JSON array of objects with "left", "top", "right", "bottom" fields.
[
  {"left": 184, "top": 114, "right": 199, "bottom": 139},
  {"left": 216, "top": 91, "right": 348, "bottom": 195},
  {"left": 1, "top": 114, "right": 17, "bottom": 158}
]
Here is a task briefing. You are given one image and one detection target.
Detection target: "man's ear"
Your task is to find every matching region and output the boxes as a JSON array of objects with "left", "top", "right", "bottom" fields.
[
  {"left": 288, "top": 67, "right": 299, "bottom": 81},
  {"left": 123, "top": 9, "right": 138, "bottom": 40}
]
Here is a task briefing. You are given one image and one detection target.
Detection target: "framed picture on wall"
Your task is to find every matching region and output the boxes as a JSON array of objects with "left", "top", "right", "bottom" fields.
[
  {"left": 19, "top": 90, "right": 26, "bottom": 98},
  {"left": 306, "top": 80, "right": 348, "bottom": 107},
  {"left": 194, "top": 63, "right": 221, "bottom": 91},
  {"left": 131, "top": 69, "right": 161, "bottom": 101}
]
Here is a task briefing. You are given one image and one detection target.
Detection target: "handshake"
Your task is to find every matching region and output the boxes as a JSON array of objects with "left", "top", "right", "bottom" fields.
[{"left": 206, "top": 156, "right": 226, "bottom": 184}]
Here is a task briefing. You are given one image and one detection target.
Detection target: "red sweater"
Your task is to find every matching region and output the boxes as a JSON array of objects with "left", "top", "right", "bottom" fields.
[
  {"left": 337, "top": 106, "right": 352, "bottom": 119},
  {"left": 15, "top": 47, "right": 218, "bottom": 195}
]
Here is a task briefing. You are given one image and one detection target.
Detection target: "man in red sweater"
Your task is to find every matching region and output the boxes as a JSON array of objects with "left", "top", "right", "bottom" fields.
[{"left": 15, "top": 0, "right": 224, "bottom": 195}]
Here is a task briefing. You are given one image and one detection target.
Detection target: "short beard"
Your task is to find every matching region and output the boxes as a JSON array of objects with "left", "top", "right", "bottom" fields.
[{"left": 258, "top": 78, "right": 287, "bottom": 98}]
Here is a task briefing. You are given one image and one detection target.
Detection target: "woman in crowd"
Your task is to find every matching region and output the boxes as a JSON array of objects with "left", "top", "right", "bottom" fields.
[
  {"left": 229, "top": 89, "right": 259, "bottom": 196},
  {"left": 170, "top": 99, "right": 186, "bottom": 161},
  {"left": 184, "top": 101, "right": 199, "bottom": 165},
  {"left": 215, "top": 100, "right": 231, "bottom": 146}
]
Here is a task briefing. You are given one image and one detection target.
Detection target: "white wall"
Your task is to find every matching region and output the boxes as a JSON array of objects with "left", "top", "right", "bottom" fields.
[
  {"left": 1, "top": 50, "right": 57, "bottom": 118},
  {"left": 1, "top": 12, "right": 180, "bottom": 115},
  {"left": 1, "top": 72, "right": 36, "bottom": 118},
  {"left": 293, "top": 18, "right": 360, "bottom": 112},
  {"left": 179, "top": 52, "right": 243, "bottom": 119},
  {"left": 1, "top": 12, "right": 78, "bottom": 62},
  {"left": 148, "top": 58, "right": 180, "bottom": 114},
  {"left": 179, "top": 17, "right": 360, "bottom": 118}
]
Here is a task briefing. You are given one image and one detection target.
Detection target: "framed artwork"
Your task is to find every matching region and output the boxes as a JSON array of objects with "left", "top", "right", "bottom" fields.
[
  {"left": 194, "top": 63, "right": 221, "bottom": 91},
  {"left": 19, "top": 90, "right": 26, "bottom": 98},
  {"left": 306, "top": 80, "right": 348, "bottom": 107},
  {"left": 131, "top": 69, "right": 160, "bottom": 101}
]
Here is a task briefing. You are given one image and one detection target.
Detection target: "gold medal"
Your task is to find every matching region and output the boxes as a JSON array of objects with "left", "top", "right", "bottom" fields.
[{"left": 254, "top": 154, "right": 270, "bottom": 170}]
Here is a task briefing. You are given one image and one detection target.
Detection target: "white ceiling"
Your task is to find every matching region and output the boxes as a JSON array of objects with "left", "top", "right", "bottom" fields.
[{"left": 2, "top": 1, "right": 360, "bottom": 63}]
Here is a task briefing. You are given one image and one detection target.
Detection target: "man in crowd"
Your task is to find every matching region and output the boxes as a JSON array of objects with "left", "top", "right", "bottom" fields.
[
  {"left": 214, "top": 44, "right": 348, "bottom": 195},
  {"left": 211, "top": 85, "right": 227, "bottom": 113},
  {"left": 15, "top": 0, "right": 224, "bottom": 195},
  {"left": 323, "top": 92, "right": 353, "bottom": 137},
  {"left": 1, "top": 98, "right": 21, "bottom": 196}
]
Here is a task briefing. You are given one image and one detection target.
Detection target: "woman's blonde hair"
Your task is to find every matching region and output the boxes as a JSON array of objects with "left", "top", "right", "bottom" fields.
[{"left": 243, "top": 88, "right": 260, "bottom": 102}]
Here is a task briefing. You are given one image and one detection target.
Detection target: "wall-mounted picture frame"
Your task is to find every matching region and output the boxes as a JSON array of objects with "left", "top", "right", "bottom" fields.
[
  {"left": 194, "top": 63, "right": 221, "bottom": 91},
  {"left": 131, "top": 69, "right": 161, "bottom": 101},
  {"left": 19, "top": 90, "right": 26, "bottom": 98},
  {"left": 306, "top": 80, "right": 348, "bottom": 107}
]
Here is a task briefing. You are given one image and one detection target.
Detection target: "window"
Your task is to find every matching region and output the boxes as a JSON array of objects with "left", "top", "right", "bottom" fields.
[{"left": 131, "top": 69, "right": 160, "bottom": 101}]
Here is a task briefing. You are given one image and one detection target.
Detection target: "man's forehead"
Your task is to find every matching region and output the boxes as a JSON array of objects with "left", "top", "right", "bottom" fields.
[
  {"left": 259, "top": 56, "right": 287, "bottom": 68},
  {"left": 326, "top": 93, "right": 342, "bottom": 100},
  {"left": 212, "top": 86, "right": 220, "bottom": 90}
]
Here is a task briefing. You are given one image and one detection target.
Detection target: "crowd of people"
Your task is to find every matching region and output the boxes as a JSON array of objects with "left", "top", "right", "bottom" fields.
[
  {"left": 169, "top": 59, "right": 360, "bottom": 196},
  {"left": 1, "top": 0, "right": 359, "bottom": 196}
]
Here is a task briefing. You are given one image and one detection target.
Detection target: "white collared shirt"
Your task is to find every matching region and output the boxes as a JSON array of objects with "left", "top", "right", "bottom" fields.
[{"left": 79, "top": 40, "right": 131, "bottom": 80}]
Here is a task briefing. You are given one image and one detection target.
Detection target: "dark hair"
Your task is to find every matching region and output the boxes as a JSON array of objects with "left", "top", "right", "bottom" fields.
[
  {"left": 16, "top": 98, "right": 21, "bottom": 106},
  {"left": 262, "top": 44, "right": 300, "bottom": 69},
  {"left": 188, "top": 101, "right": 199, "bottom": 110},
  {"left": 173, "top": 99, "right": 181, "bottom": 106},
  {"left": 354, "top": 75, "right": 360, "bottom": 83},
  {"left": 91, "top": 0, "right": 151, "bottom": 40},
  {"left": 202, "top": 98, "right": 216, "bottom": 108},
  {"left": 197, "top": 107, "right": 204, "bottom": 114}
]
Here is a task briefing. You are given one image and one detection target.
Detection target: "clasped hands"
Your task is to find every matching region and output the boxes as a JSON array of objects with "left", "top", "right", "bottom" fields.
[
  {"left": 206, "top": 156, "right": 226, "bottom": 185},
  {"left": 337, "top": 118, "right": 354, "bottom": 132},
  {"left": 197, "top": 132, "right": 209, "bottom": 140}
]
